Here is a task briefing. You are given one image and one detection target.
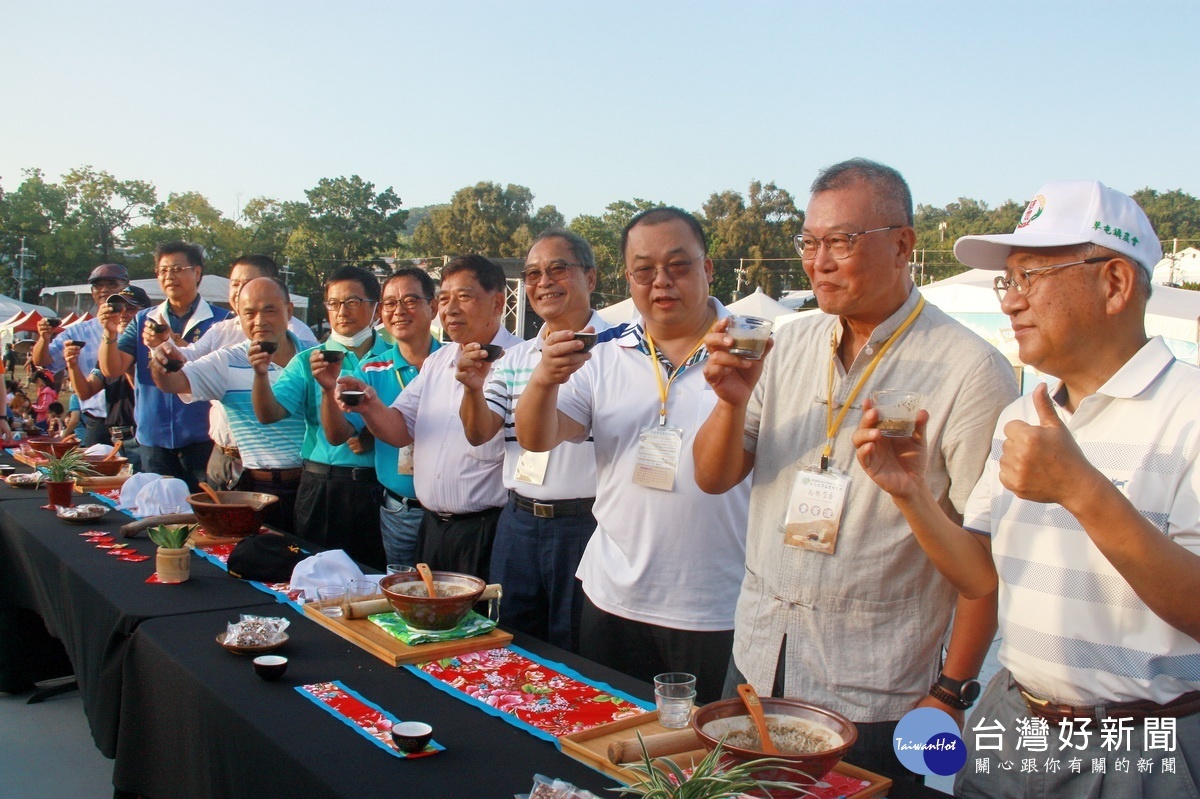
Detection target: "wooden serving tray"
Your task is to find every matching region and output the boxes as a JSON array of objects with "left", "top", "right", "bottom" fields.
[
  {"left": 13, "top": 451, "right": 46, "bottom": 468},
  {"left": 302, "top": 602, "right": 512, "bottom": 666},
  {"left": 558, "top": 712, "right": 891, "bottom": 798},
  {"left": 75, "top": 472, "right": 133, "bottom": 491}
]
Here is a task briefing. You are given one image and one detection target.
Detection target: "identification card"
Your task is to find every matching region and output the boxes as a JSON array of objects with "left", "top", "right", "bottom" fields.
[
  {"left": 632, "top": 426, "right": 683, "bottom": 492},
  {"left": 396, "top": 445, "right": 414, "bottom": 476},
  {"left": 782, "top": 468, "right": 850, "bottom": 554},
  {"left": 514, "top": 449, "right": 549, "bottom": 485}
]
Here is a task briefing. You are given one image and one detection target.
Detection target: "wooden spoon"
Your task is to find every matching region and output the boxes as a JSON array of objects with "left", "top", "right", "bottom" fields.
[
  {"left": 199, "top": 483, "right": 223, "bottom": 504},
  {"left": 102, "top": 440, "right": 124, "bottom": 461},
  {"left": 737, "top": 683, "right": 780, "bottom": 755},
  {"left": 415, "top": 562, "right": 437, "bottom": 598}
]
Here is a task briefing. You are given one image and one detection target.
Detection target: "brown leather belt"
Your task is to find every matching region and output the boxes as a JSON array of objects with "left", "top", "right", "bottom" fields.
[
  {"left": 509, "top": 490, "right": 595, "bottom": 519},
  {"left": 1017, "top": 682, "right": 1200, "bottom": 723},
  {"left": 244, "top": 467, "right": 303, "bottom": 483}
]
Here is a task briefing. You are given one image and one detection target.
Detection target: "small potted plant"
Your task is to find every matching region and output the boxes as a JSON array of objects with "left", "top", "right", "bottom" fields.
[
  {"left": 615, "top": 734, "right": 814, "bottom": 799},
  {"left": 43, "top": 447, "right": 96, "bottom": 507},
  {"left": 148, "top": 523, "right": 199, "bottom": 584}
]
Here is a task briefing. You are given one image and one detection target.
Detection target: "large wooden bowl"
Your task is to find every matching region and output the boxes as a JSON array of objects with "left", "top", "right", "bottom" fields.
[
  {"left": 379, "top": 571, "right": 485, "bottom": 632},
  {"left": 26, "top": 437, "right": 79, "bottom": 457},
  {"left": 186, "top": 491, "right": 278, "bottom": 538},
  {"left": 82, "top": 455, "right": 130, "bottom": 476}
]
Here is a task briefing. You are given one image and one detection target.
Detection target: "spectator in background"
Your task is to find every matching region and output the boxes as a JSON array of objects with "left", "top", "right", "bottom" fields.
[
  {"left": 64, "top": 395, "right": 84, "bottom": 439},
  {"left": 4, "top": 344, "right": 17, "bottom": 379},
  {"left": 30, "top": 371, "right": 58, "bottom": 431},
  {"left": 45, "top": 401, "right": 67, "bottom": 437}
]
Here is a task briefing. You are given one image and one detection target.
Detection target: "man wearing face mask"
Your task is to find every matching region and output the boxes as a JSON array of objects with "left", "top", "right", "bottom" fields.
[{"left": 253, "top": 266, "right": 390, "bottom": 567}]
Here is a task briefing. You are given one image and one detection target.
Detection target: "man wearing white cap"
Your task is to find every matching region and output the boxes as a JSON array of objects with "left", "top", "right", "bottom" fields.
[{"left": 855, "top": 180, "right": 1199, "bottom": 797}]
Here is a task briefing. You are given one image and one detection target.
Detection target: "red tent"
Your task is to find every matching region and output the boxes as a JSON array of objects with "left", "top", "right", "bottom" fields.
[{"left": 1, "top": 311, "right": 43, "bottom": 332}]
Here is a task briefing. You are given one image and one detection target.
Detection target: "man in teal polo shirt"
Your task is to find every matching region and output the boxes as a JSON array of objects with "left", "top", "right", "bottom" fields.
[
  {"left": 252, "top": 266, "right": 390, "bottom": 567},
  {"left": 332, "top": 267, "right": 439, "bottom": 568}
]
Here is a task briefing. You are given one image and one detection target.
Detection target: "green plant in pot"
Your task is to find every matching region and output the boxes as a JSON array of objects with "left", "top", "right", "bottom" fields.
[
  {"left": 43, "top": 448, "right": 96, "bottom": 507},
  {"left": 148, "top": 523, "right": 198, "bottom": 584},
  {"left": 615, "top": 734, "right": 814, "bottom": 799}
]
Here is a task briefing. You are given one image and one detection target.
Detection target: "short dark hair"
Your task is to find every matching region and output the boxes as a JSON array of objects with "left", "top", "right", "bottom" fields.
[
  {"left": 442, "top": 255, "right": 506, "bottom": 294},
  {"left": 324, "top": 266, "right": 381, "bottom": 302},
  {"left": 48, "top": 401, "right": 64, "bottom": 415},
  {"left": 531, "top": 229, "right": 596, "bottom": 271},
  {"left": 811, "top": 158, "right": 914, "bottom": 226},
  {"left": 384, "top": 267, "right": 437, "bottom": 299},
  {"left": 154, "top": 241, "right": 205, "bottom": 269},
  {"left": 620, "top": 207, "right": 707, "bottom": 261},
  {"left": 230, "top": 254, "right": 279, "bottom": 278}
]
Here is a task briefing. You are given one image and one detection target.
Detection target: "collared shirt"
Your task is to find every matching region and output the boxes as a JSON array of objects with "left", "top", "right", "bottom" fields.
[
  {"left": 484, "top": 310, "right": 609, "bottom": 501},
  {"left": 47, "top": 317, "right": 106, "bottom": 417},
  {"left": 180, "top": 335, "right": 307, "bottom": 470},
  {"left": 392, "top": 326, "right": 524, "bottom": 514},
  {"left": 179, "top": 316, "right": 318, "bottom": 448},
  {"left": 358, "top": 337, "right": 441, "bottom": 497},
  {"left": 965, "top": 337, "right": 1200, "bottom": 706},
  {"left": 555, "top": 298, "right": 749, "bottom": 632},
  {"left": 737, "top": 289, "right": 1018, "bottom": 723},
  {"left": 116, "top": 297, "right": 232, "bottom": 448},
  {"left": 271, "top": 332, "right": 392, "bottom": 467}
]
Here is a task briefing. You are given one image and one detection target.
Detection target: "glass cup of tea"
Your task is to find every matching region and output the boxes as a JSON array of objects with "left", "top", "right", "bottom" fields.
[
  {"left": 870, "top": 390, "right": 922, "bottom": 437},
  {"left": 726, "top": 315, "right": 773, "bottom": 360},
  {"left": 654, "top": 672, "right": 697, "bottom": 729}
]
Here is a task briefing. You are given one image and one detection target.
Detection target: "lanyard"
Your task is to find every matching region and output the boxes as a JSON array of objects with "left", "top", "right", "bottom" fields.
[
  {"left": 821, "top": 296, "right": 925, "bottom": 470},
  {"left": 645, "top": 331, "right": 708, "bottom": 427}
]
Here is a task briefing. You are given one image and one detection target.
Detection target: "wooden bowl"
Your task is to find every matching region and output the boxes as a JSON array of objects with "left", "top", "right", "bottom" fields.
[
  {"left": 82, "top": 455, "right": 130, "bottom": 477},
  {"left": 26, "top": 437, "right": 79, "bottom": 457},
  {"left": 186, "top": 491, "right": 279, "bottom": 538},
  {"left": 379, "top": 571, "right": 485, "bottom": 632}
]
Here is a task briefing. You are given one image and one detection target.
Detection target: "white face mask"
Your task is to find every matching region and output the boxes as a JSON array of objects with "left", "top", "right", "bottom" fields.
[{"left": 327, "top": 326, "right": 374, "bottom": 349}]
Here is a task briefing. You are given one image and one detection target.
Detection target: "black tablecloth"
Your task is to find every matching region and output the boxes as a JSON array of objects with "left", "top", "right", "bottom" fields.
[
  {"left": 116, "top": 606, "right": 639, "bottom": 799},
  {"left": 0, "top": 498, "right": 273, "bottom": 756}
]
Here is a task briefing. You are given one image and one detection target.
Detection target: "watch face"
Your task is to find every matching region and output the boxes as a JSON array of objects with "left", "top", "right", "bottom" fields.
[{"left": 961, "top": 679, "right": 982, "bottom": 703}]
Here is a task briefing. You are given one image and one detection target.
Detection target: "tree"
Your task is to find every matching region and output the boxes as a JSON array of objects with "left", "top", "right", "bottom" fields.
[
  {"left": 60, "top": 165, "right": 156, "bottom": 263},
  {"left": 411, "top": 182, "right": 562, "bottom": 258},
  {"left": 912, "top": 198, "right": 1024, "bottom": 284},
  {"left": 124, "top": 191, "right": 249, "bottom": 277},
  {"left": 701, "top": 181, "right": 804, "bottom": 301},
  {"left": 1131, "top": 188, "right": 1200, "bottom": 245},
  {"left": 569, "top": 198, "right": 660, "bottom": 303}
]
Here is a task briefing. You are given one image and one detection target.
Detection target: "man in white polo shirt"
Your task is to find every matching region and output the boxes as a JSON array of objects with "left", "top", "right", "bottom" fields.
[
  {"left": 515, "top": 208, "right": 749, "bottom": 702},
  {"left": 855, "top": 180, "right": 1199, "bottom": 797},
  {"left": 457, "top": 229, "right": 608, "bottom": 652},
  {"left": 332, "top": 255, "right": 522, "bottom": 581},
  {"left": 151, "top": 277, "right": 307, "bottom": 532}
]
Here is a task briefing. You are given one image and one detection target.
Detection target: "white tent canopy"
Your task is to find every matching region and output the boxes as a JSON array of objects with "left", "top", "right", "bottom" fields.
[
  {"left": 40, "top": 275, "right": 310, "bottom": 320},
  {"left": 0, "top": 294, "right": 55, "bottom": 321},
  {"left": 598, "top": 297, "right": 636, "bottom": 325},
  {"left": 1152, "top": 247, "right": 1200, "bottom": 286},
  {"left": 727, "top": 288, "right": 793, "bottom": 321}
]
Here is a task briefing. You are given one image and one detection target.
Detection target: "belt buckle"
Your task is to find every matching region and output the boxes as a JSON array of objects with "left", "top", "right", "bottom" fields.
[{"left": 532, "top": 501, "right": 554, "bottom": 519}]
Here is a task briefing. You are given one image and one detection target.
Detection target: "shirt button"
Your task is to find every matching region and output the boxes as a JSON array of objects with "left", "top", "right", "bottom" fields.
[{"left": 864, "top": 346, "right": 874, "bottom": 355}]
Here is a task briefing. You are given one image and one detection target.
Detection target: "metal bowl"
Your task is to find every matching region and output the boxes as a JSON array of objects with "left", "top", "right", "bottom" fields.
[
  {"left": 379, "top": 570, "right": 485, "bottom": 632},
  {"left": 186, "top": 491, "right": 279, "bottom": 538},
  {"left": 691, "top": 696, "right": 857, "bottom": 795}
]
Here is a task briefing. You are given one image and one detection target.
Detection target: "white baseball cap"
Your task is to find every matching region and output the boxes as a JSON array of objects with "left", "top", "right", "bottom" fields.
[{"left": 954, "top": 180, "right": 1162, "bottom": 276}]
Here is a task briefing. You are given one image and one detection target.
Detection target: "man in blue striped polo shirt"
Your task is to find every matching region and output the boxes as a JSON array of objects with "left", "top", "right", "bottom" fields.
[{"left": 150, "top": 277, "right": 307, "bottom": 532}]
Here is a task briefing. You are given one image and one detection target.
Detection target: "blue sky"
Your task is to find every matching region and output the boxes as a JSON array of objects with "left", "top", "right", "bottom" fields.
[{"left": 3, "top": 2, "right": 1198, "bottom": 225}]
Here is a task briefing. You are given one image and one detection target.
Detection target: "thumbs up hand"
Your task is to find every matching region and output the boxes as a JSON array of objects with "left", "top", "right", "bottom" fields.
[{"left": 999, "top": 383, "right": 1089, "bottom": 503}]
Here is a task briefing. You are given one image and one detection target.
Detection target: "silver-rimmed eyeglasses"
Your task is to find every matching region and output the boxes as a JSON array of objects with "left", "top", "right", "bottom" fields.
[
  {"left": 991, "top": 257, "right": 1109, "bottom": 302},
  {"left": 520, "top": 261, "right": 586, "bottom": 286},
  {"left": 793, "top": 225, "right": 904, "bottom": 261}
]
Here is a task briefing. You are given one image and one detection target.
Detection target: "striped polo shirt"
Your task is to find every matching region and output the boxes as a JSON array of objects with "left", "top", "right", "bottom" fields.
[
  {"left": 180, "top": 335, "right": 305, "bottom": 470},
  {"left": 964, "top": 337, "right": 1200, "bottom": 705}
]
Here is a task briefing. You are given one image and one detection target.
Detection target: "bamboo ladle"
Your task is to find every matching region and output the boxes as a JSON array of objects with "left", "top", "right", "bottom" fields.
[
  {"left": 415, "top": 562, "right": 438, "bottom": 598},
  {"left": 737, "top": 683, "right": 780, "bottom": 755}
]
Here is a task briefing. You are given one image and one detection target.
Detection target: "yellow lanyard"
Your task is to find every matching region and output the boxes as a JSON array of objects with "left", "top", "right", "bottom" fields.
[
  {"left": 645, "top": 331, "right": 708, "bottom": 427},
  {"left": 821, "top": 296, "right": 925, "bottom": 470}
]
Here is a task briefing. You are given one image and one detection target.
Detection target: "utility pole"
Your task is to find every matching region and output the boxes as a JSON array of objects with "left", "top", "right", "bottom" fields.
[
  {"left": 14, "top": 237, "right": 35, "bottom": 302},
  {"left": 280, "top": 258, "right": 294, "bottom": 290}
]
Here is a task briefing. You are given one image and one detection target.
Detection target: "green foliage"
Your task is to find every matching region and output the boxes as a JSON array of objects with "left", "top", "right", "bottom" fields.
[
  {"left": 570, "top": 198, "right": 661, "bottom": 305},
  {"left": 42, "top": 448, "right": 95, "bottom": 483},
  {"left": 410, "top": 182, "right": 563, "bottom": 259},
  {"left": 702, "top": 181, "right": 805, "bottom": 301},
  {"left": 146, "top": 523, "right": 198, "bottom": 549},
  {"left": 614, "top": 733, "right": 813, "bottom": 799}
]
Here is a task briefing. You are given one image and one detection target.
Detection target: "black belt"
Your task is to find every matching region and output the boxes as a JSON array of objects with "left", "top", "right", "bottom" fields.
[
  {"left": 245, "top": 467, "right": 304, "bottom": 483},
  {"left": 302, "top": 460, "right": 377, "bottom": 483},
  {"left": 109, "top": 425, "right": 136, "bottom": 440},
  {"left": 509, "top": 490, "right": 595, "bottom": 519},
  {"left": 427, "top": 506, "right": 499, "bottom": 524},
  {"left": 384, "top": 487, "right": 422, "bottom": 510}
]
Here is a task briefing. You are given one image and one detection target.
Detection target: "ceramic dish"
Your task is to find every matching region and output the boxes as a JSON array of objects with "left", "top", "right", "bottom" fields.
[
  {"left": 5, "top": 473, "right": 44, "bottom": 488},
  {"left": 56, "top": 504, "right": 109, "bottom": 524},
  {"left": 216, "top": 631, "right": 289, "bottom": 656}
]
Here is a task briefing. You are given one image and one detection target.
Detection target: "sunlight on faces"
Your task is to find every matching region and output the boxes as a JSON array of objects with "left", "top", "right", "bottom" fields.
[
  {"left": 90, "top": 279, "right": 126, "bottom": 307},
  {"left": 802, "top": 184, "right": 911, "bottom": 323},
  {"left": 624, "top": 218, "right": 713, "bottom": 335},
  {"left": 156, "top": 252, "right": 202, "bottom": 306},
  {"left": 324, "top": 279, "right": 377, "bottom": 337},
  {"left": 228, "top": 262, "right": 269, "bottom": 309},
  {"left": 525, "top": 237, "right": 595, "bottom": 322},
  {"left": 238, "top": 278, "right": 293, "bottom": 343},
  {"left": 381, "top": 275, "right": 436, "bottom": 345},
  {"left": 437, "top": 271, "right": 504, "bottom": 345}
]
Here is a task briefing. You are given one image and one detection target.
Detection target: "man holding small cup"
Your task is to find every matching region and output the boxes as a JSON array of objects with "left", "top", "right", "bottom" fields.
[{"left": 693, "top": 159, "right": 1017, "bottom": 780}]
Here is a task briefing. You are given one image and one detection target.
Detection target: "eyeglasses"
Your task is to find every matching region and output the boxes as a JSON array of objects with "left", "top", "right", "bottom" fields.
[
  {"left": 793, "top": 225, "right": 904, "bottom": 261},
  {"left": 323, "top": 297, "right": 375, "bottom": 312},
  {"left": 380, "top": 295, "right": 431, "bottom": 312},
  {"left": 991, "top": 257, "right": 1110, "bottom": 302},
  {"left": 520, "top": 261, "right": 586, "bottom": 286},
  {"left": 155, "top": 265, "right": 197, "bottom": 277},
  {"left": 628, "top": 258, "right": 700, "bottom": 286}
]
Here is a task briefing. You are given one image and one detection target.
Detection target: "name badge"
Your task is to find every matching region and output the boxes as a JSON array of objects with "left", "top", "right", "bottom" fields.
[
  {"left": 632, "top": 426, "right": 683, "bottom": 492},
  {"left": 783, "top": 468, "right": 850, "bottom": 554},
  {"left": 396, "top": 445, "right": 414, "bottom": 476},
  {"left": 514, "top": 449, "right": 549, "bottom": 485}
]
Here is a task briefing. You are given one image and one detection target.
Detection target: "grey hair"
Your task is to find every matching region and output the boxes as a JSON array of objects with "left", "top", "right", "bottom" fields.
[
  {"left": 1078, "top": 243, "right": 1153, "bottom": 301},
  {"left": 531, "top": 228, "right": 596, "bottom": 271},
  {"left": 810, "top": 158, "right": 914, "bottom": 226}
]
